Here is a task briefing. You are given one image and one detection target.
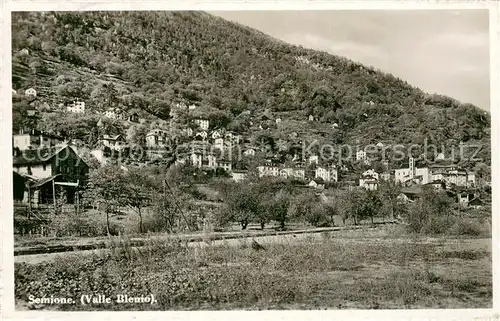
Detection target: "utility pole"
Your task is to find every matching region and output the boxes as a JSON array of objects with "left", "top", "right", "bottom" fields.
[
  {"left": 52, "top": 179, "right": 57, "bottom": 215},
  {"left": 27, "top": 183, "right": 32, "bottom": 220}
]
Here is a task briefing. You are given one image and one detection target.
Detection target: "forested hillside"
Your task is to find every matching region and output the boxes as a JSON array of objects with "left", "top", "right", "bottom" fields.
[{"left": 11, "top": 11, "right": 490, "bottom": 162}]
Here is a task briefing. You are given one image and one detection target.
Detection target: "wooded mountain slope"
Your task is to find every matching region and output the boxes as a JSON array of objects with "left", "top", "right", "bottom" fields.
[{"left": 11, "top": 11, "right": 490, "bottom": 162}]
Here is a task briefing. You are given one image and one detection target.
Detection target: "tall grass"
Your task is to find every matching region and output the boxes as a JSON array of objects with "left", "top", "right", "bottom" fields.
[{"left": 15, "top": 234, "right": 492, "bottom": 310}]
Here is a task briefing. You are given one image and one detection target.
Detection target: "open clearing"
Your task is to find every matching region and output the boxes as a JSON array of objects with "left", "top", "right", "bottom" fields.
[{"left": 15, "top": 227, "right": 492, "bottom": 310}]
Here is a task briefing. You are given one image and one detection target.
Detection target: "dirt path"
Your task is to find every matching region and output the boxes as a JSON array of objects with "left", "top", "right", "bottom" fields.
[{"left": 15, "top": 226, "right": 491, "bottom": 265}]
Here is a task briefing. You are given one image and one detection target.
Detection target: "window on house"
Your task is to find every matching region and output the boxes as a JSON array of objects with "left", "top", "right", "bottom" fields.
[{"left": 43, "top": 164, "right": 46, "bottom": 171}]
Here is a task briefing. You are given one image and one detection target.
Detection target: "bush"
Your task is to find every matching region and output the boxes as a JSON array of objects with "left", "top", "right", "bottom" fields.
[
  {"left": 50, "top": 213, "right": 109, "bottom": 237},
  {"left": 405, "top": 187, "right": 455, "bottom": 235},
  {"left": 448, "top": 216, "right": 488, "bottom": 237}
]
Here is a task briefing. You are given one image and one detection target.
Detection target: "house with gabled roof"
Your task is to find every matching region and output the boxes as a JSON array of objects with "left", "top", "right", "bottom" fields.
[
  {"left": 102, "top": 134, "right": 127, "bottom": 150},
  {"left": 146, "top": 129, "right": 168, "bottom": 148},
  {"left": 67, "top": 100, "right": 85, "bottom": 114},
  {"left": 308, "top": 178, "right": 325, "bottom": 189},
  {"left": 231, "top": 170, "right": 248, "bottom": 182},
  {"left": 25, "top": 88, "right": 37, "bottom": 97},
  {"left": 359, "top": 169, "right": 379, "bottom": 191},
  {"left": 13, "top": 144, "right": 89, "bottom": 197},
  {"left": 315, "top": 165, "right": 338, "bottom": 182},
  {"left": 13, "top": 129, "right": 65, "bottom": 151}
]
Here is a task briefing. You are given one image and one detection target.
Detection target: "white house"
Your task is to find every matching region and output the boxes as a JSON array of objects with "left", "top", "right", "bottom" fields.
[
  {"left": 232, "top": 170, "right": 248, "bottom": 182},
  {"left": 257, "top": 164, "right": 280, "bottom": 177},
  {"left": 218, "top": 160, "right": 232, "bottom": 172},
  {"left": 185, "top": 128, "right": 194, "bottom": 137},
  {"left": 467, "top": 172, "right": 476, "bottom": 187},
  {"left": 211, "top": 130, "right": 222, "bottom": 139},
  {"left": 293, "top": 167, "right": 306, "bottom": 180},
  {"left": 356, "top": 150, "right": 366, "bottom": 161},
  {"left": 146, "top": 129, "right": 168, "bottom": 148},
  {"left": 25, "top": 88, "right": 37, "bottom": 97},
  {"left": 380, "top": 172, "right": 391, "bottom": 181},
  {"left": 359, "top": 169, "right": 379, "bottom": 191},
  {"left": 104, "top": 108, "right": 125, "bottom": 119},
  {"left": 394, "top": 157, "right": 430, "bottom": 185},
  {"left": 195, "top": 131, "right": 208, "bottom": 140},
  {"left": 225, "top": 132, "right": 240, "bottom": 144},
  {"left": 308, "top": 178, "right": 325, "bottom": 190},
  {"left": 442, "top": 169, "right": 468, "bottom": 187},
  {"left": 244, "top": 148, "right": 255, "bottom": 157},
  {"left": 315, "top": 166, "right": 338, "bottom": 182},
  {"left": 280, "top": 167, "right": 304, "bottom": 180},
  {"left": 275, "top": 118, "right": 282, "bottom": 124},
  {"left": 190, "top": 152, "right": 203, "bottom": 168},
  {"left": 12, "top": 145, "right": 88, "bottom": 182},
  {"left": 194, "top": 119, "right": 210, "bottom": 131},
  {"left": 102, "top": 134, "right": 127, "bottom": 150},
  {"left": 308, "top": 115, "right": 314, "bottom": 121},
  {"left": 214, "top": 138, "right": 224, "bottom": 151},
  {"left": 188, "top": 104, "right": 197, "bottom": 110},
  {"left": 207, "top": 154, "right": 217, "bottom": 169},
  {"left": 281, "top": 167, "right": 305, "bottom": 180},
  {"left": 67, "top": 101, "right": 85, "bottom": 114},
  {"left": 232, "top": 134, "right": 241, "bottom": 144},
  {"left": 436, "top": 153, "right": 446, "bottom": 161},
  {"left": 13, "top": 130, "right": 65, "bottom": 151},
  {"left": 308, "top": 155, "right": 319, "bottom": 165}
]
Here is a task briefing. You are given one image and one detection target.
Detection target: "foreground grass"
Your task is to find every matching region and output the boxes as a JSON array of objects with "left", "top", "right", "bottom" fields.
[{"left": 15, "top": 233, "right": 491, "bottom": 310}]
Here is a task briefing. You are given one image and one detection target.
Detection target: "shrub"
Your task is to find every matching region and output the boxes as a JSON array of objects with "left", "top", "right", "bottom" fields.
[
  {"left": 49, "top": 213, "right": 108, "bottom": 237},
  {"left": 448, "top": 217, "right": 486, "bottom": 237}
]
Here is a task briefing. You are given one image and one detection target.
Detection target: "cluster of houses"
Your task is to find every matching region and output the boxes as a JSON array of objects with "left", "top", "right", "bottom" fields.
[
  {"left": 12, "top": 88, "right": 486, "bottom": 210},
  {"left": 15, "top": 87, "right": 142, "bottom": 123},
  {"left": 12, "top": 130, "right": 90, "bottom": 207}
]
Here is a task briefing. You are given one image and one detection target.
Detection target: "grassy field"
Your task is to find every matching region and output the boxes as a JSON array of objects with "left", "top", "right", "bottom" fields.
[{"left": 15, "top": 226, "right": 491, "bottom": 310}]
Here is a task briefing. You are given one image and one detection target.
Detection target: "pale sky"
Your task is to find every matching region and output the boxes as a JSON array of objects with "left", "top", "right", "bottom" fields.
[{"left": 211, "top": 10, "right": 490, "bottom": 111}]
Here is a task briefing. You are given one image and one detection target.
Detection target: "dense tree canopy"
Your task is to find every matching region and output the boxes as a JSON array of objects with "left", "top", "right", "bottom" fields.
[{"left": 11, "top": 11, "right": 490, "bottom": 164}]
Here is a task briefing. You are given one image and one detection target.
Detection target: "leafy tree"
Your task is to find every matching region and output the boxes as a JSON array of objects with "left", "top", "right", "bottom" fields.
[
  {"left": 406, "top": 186, "right": 454, "bottom": 234},
  {"left": 121, "top": 168, "right": 153, "bottom": 233},
  {"left": 322, "top": 190, "right": 348, "bottom": 226},
  {"left": 378, "top": 181, "right": 404, "bottom": 220},
  {"left": 363, "top": 190, "right": 383, "bottom": 224},
  {"left": 85, "top": 165, "right": 125, "bottom": 235},
  {"left": 290, "top": 191, "right": 317, "bottom": 225},
  {"left": 217, "top": 181, "right": 261, "bottom": 230},
  {"left": 267, "top": 188, "right": 291, "bottom": 230}
]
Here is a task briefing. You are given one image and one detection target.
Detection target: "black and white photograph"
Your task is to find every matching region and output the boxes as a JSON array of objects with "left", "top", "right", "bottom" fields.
[{"left": 3, "top": 3, "right": 497, "bottom": 315}]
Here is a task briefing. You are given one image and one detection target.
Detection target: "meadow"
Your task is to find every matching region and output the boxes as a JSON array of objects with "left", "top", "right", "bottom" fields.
[{"left": 15, "top": 226, "right": 492, "bottom": 310}]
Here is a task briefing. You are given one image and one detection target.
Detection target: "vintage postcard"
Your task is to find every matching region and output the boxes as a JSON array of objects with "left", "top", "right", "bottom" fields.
[{"left": 1, "top": 0, "right": 498, "bottom": 320}]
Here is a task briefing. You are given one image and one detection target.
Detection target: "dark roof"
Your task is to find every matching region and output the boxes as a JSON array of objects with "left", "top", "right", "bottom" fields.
[
  {"left": 103, "top": 134, "right": 124, "bottom": 141},
  {"left": 32, "top": 174, "right": 64, "bottom": 188},
  {"left": 426, "top": 179, "right": 445, "bottom": 185},
  {"left": 312, "top": 177, "right": 325, "bottom": 184},
  {"left": 13, "top": 171, "right": 28, "bottom": 182},
  {"left": 14, "top": 129, "right": 64, "bottom": 140},
  {"left": 468, "top": 198, "right": 483, "bottom": 205},
  {"left": 12, "top": 145, "right": 88, "bottom": 168},
  {"left": 402, "top": 185, "right": 423, "bottom": 195},
  {"left": 13, "top": 146, "right": 62, "bottom": 166}
]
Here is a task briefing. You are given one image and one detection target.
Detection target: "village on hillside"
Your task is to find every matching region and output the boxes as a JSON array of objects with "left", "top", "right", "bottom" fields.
[{"left": 13, "top": 86, "right": 489, "bottom": 226}]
